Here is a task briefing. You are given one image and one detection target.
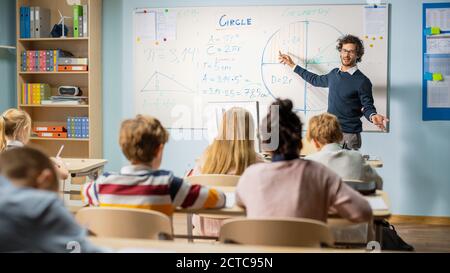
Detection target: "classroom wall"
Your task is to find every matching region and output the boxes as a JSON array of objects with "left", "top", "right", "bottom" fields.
[
  {"left": 2, "top": 0, "right": 447, "bottom": 217},
  {"left": 0, "top": 0, "right": 17, "bottom": 112},
  {"left": 103, "top": 0, "right": 450, "bottom": 218}
]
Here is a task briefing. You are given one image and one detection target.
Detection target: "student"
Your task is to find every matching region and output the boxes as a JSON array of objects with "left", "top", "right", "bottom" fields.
[
  {"left": 305, "top": 113, "right": 383, "bottom": 189},
  {"left": 82, "top": 114, "right": 226, "bottom": 216},
  {"left": 236, "top": 99, "right": 372, "bottom": 224},
  {"left": 191, "top": 107, "right": 264, "bottom": 237},
  {"left": 0, "top": 108, "right": 69, "bottom": 180},
  {"left": 0, "top": 147, "right": 59, "bottom": 192},
  {"left": 0, "top": 175, "right": 101, "bottom": 253},
  {"left": 0, "top": 108, "right": 31, "bottom": 151}
]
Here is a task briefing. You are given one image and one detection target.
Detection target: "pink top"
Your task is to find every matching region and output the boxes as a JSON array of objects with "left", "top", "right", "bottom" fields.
[{"left": 236, "top": 159, "right": 372, "bottom": 223}]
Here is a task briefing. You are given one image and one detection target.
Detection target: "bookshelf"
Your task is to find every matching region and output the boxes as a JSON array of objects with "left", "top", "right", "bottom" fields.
[{"left": 16, "top": 0, "right": 102, "bottom": 158}]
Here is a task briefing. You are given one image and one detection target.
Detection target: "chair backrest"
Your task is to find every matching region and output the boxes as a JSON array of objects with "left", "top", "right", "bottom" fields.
[
  {"left": 185, "top": 174, "right": 240, "bottom": 187},
  {"left": 219, "top": 218, "right": 334, "bottom": 247},
  {"left": 75, "top": 207, "right": 173, "bottom": 240}
]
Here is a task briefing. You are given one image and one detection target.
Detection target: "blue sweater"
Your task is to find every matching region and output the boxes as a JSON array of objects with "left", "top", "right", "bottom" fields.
[{"left": 294, "top": 66, "right": 377, "bottom": 133}]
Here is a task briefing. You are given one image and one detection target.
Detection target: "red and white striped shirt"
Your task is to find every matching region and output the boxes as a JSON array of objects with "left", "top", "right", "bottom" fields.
[{"left": 82, "top": 165, "right": 226, "bottom": 216}]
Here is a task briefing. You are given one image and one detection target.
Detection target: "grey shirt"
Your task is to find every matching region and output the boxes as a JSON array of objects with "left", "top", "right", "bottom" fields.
[{"left": 0, "top": 176, "right": 102, "bottom": 253}]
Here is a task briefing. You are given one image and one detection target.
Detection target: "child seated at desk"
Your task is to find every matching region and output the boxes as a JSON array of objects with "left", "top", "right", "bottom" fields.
[
  {"left": 236, "top": 99, "right": 372, "bottom": 224},
  {"left": 0, "top": 147, "right": 59, "bottom": 192},
  {"left": 82, "top": 114, "right": 226, "bottom": 216},
  {"left": 191, "top": 107, "right": 264, "bottom": 237},
  {"left": 0, "top": 157, "right": 100, "bottom": 253},
  {"left": 0, "top": 108, "right": 69, "bottom": 180},
  {"left": 305, "top": 113, "right": 383, "bottom": 189}
]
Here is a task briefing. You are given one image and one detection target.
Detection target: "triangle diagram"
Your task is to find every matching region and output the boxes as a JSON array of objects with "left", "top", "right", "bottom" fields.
[{"left": 141, "top": 72, "right": 194, "bottom": 94}]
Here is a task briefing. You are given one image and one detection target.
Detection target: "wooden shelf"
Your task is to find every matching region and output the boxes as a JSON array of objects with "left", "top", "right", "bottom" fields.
[
  {"left": 30, "top": 137, "right": 90, "bottom": 142},
  {"left": 17, "top": 0, "right": 103, "bottom": 159},
  {"left": 19, "top": 37, "right": 89, "bottom": 42},
  {"left": 19, "top": 71, "right": 89, "bottom": 75},
  {"left": 20, "top": 104, "right": 89, "bottom": 108}
]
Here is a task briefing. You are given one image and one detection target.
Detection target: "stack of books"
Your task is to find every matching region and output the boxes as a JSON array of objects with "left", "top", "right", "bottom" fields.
[
  {"left": 67, "top": 117, "right": 89, "bottom": 139},
  {"left": 58, "top": 57, "right": 89, "bottom": 71},
  {"left": 21, "top": 83, "right": 51, "bottom": 104},
  {"left": 41, "top": 96, "right": 88, "bottom": 105},
  {"left": 21, "top": 50, "right": 72, "bottom": 72},
  {"left": 33, "top": 126, "right": 67, "bottom": 139}
]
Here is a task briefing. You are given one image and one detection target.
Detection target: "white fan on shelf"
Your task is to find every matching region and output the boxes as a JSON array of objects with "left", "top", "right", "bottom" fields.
[{"left": 58, "top": 9, "right": 71, "bottom": 38}]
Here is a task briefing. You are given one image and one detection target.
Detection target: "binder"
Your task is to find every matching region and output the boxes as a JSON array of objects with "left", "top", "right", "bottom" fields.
[
  {"left": 58, "top": 58, "right": 88, "bottom": 65},
  {"left": 37, "top": 132, "right": 68, "bottom": 138},
  {"left": 24, "top": 7, "right": 30, "bottom": 38},
  {"left": 83, "top": 5, "right": 88, "bottom": 37},
  {"left": 58, "top": 65, "right": 88, "bottom": 71},
  {"left": 35, "top": 7, "right": 51, "bottom": 38},
  {"left": 79, "top": 16, "right": 83, "bottom": 37},
  {"left": 34, "top": 126, "right": 66, "bottom": 132},
  {"left": 73, "top": 5, "right": 83, "bottom": 37},
  {"left": 66, "top": 117, "right": 72, "bottom": 138},
  {"left": 20, "top": 7, "right": 25, "bottom": 38},
  {"left": 40, "top": 83, "right": 51, "bottom": 101},
  {"left": 30, "top": 7, "right": 35, "bottom": 38}
]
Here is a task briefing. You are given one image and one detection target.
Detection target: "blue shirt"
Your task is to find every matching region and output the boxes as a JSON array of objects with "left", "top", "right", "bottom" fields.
[
  {"left": 0, "top": 176, "right": 101, "bottom": 253},
  {"left": 294, "top": 66, "right": 377, "bottom": 133}
]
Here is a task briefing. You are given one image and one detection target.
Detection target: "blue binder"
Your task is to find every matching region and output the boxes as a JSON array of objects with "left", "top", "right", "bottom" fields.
[
  {"left": 20, "top": 7, "right": 25, "bottom": 38},
  {"left": 24, "top": 7, "right": 30, "bottom": 38}
]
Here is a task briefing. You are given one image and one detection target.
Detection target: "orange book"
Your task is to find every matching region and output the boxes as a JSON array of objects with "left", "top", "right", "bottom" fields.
[
  {"left": 37, "top": 132, "right": 68, "bottom": 138},
  {"left": 58, "top": 65, "right": 88, "bottom": 72},
  {"left": 33, "top": 126, "right": 66, "bottom": 132}
]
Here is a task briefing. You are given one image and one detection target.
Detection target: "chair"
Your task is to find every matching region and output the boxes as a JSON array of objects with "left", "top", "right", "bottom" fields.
[
  {"left": 219, "top": 218, "right": 334, "bottom": 248},
  {"left": 184, "top": 175, "right": 240, "bottom": 241},
  {"left": 185, "top": 174, "right": 240, "bottom": 187},
  {"left": 75, "top": 207, "right": 173, "bottom": 240}
]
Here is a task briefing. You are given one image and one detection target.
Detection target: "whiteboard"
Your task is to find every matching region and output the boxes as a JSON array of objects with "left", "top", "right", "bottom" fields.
[{"left": 133, "top": 5, "right": 389, "bottom": 131}]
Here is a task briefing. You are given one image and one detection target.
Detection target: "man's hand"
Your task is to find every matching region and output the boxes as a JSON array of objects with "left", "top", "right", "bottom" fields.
[
  {"left": 371, "top": 114, "right": 389, "bottom": 131},
  {"left": 278, "top": 51, "right": 296, "bottom": 68}
]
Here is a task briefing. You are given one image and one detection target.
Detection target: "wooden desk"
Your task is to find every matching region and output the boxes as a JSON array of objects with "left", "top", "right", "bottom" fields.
[
  {"left": 89, "top": 237, "right": 367, "bottom": 253},
  {"left": 60, "top": 158, "right": 108, "bottom": 207}
]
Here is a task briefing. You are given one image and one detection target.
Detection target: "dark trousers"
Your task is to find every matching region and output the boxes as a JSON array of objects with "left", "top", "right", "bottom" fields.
[{"left": 341, "top": 133, "right": 362, "bottom": 150}]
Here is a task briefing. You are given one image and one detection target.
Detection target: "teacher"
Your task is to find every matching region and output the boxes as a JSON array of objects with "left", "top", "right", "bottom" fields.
[{"left": 279, "top": 34, "right": 388, "bottom": 149}]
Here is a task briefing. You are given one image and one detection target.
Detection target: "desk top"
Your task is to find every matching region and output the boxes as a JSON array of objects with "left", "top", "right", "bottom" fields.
[
  {"left": 69, "top": 188, "right": 390, "bottom": 220},
  {"left": 61, "top": 158, "right": 108, "bottom": 173},
  {"left": 179, "top": 188, "right": 390, "bottom": 219},
  {"left": 90, "top": 237, "right": 367, "bottom": 253}
]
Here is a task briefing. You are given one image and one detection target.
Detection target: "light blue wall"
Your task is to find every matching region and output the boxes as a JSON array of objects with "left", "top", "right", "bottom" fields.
[
  {"left": 103, "top": 0, "right": 450, "bottom": 217},
  {"left": 0, "top": 0, "right": 17, "bottom": 112}
]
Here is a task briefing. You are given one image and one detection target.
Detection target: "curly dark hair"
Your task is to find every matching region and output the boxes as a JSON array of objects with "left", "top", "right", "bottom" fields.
[
  {"left": 261, "top": 98, "right": 302, "bottom": 156},
  {"left": 336, "top": 34, "right": 365, "bottom": 63}
]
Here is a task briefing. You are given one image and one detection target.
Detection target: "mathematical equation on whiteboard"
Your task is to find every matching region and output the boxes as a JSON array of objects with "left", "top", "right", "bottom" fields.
[{"left": 139, "top": 31, "right": 271, "bottom": 100}]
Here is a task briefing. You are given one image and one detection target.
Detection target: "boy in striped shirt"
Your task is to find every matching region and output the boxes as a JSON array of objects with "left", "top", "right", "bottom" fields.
[{"left": 82, "top": 115, "right": 226, "bottom": 216}]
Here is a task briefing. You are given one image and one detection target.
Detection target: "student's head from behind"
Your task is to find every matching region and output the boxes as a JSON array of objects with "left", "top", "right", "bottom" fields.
[
  {"left": 306, "top": 113, "right": 343, "bottom": 150},
  {"left": 202, "top": 107, "right": 256, "bottom": 175},
  {"left": 0, "top": 147, "right": 59, "bottom": 192},
  {"left": 119, "top": 114, "right": 169, "bottom": 168},
  {"left": 0, "top": 109, "right": 32, "bottom": 151},
  {"left": 261, "top": 98, "right": 302, "bottom": 157}
]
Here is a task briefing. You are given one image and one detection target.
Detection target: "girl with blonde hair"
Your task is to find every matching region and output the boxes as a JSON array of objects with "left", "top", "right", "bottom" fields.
[
  {"left": 0, "top": 108, "right": 32, "bottom": 152},
  {"left": 192, "top": 107, "right": 264, "bottom": 236},
  {"left": 0, "top": 108, "right": 69, "bottom": 180}
]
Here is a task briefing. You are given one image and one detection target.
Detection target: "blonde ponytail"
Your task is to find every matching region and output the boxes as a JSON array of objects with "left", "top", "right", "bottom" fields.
[
  {"left": 0, "top": 115, "right": 7, "bottom": 152},
  {"left": 0, "top": 109, "right": 32, "bottom": 152}
]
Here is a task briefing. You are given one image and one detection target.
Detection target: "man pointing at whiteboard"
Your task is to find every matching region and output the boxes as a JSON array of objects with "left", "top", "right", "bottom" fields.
[{"left": 279, "top": 34, "right": 388, "bottom": 149}]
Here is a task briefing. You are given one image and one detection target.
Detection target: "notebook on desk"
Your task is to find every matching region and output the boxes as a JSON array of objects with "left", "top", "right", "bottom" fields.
[
  {"left": 366, "top": 196, "right": 388, "bottom": 211},
  {"left": 225, "top": 192, "right": 236, "bottom": 208}
]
